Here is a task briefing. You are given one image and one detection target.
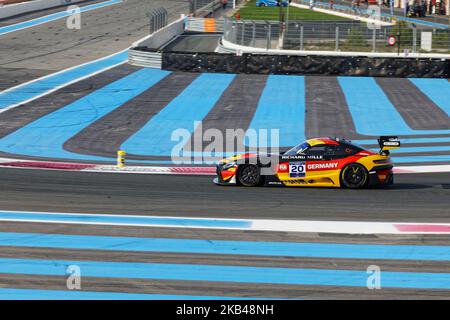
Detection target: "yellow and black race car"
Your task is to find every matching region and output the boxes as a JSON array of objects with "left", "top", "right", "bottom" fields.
[{"left": 214, "top": 136, "right": 400, "bottom": 189}]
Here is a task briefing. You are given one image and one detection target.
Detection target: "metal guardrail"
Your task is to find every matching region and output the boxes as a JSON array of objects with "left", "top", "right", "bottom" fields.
[
  {"left": 186, "top": 17, "right": 208, "bottom": 31},
  {"left": 190, "top": 0, "right": 223, "bottom": 17},
  {"left": 147, "top": 7, "right": 168, "bottom": 34},
  {"left": 186, "top": 17, "right": 225, "bottom": 32},
  {"left": 223, "top": 17, "right": 450, "bottom": 53},
  {"left": 129, "top": 0, "right": 228, "bottom": 69},
  {"left": 129, "top": 49, "right": 162, "bottom": 69}
]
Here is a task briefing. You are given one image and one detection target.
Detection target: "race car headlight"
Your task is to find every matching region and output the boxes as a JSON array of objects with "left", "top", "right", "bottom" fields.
[{"left": 222, "top": 161, "right": 237, "bottom": 170}]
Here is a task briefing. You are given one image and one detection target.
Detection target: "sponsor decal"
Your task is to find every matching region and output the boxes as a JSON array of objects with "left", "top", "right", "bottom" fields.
[
  {"left": 307, "top": 155, "right": 323, "bottom": 160},
  {"left": 289, "top": 162, "right": 306, "bottom": 178},
  {"left": 281, "top": 155, "right": 305, "bottom": 161},
  {"left": 284, "top": 179, "right": 308, "bottom": 185},
  {"left": 307, "top": 161, "right": 339, "bottom": 171},
  {"left": 383, "top": 141, "right": 400, "bottom": 146},
  {"left": 281, "top": 155, "right": 323, "bottom": 161},
  {"left": 277, "top": 162, "right": 289, "bottom": 173}
]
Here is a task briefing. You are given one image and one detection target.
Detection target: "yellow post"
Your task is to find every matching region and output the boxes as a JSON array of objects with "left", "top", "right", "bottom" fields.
[{"left": 117, "top": 150, "right": 126, "bottom": 168}]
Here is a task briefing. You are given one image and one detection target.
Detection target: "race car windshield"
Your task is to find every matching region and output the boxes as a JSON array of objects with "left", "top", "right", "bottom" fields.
[
  {"left": 341, "top": 140, "right": 365, "bottom": 152},
  {"left": 284, "top": 142, "right": 310, "bottom": 156}
]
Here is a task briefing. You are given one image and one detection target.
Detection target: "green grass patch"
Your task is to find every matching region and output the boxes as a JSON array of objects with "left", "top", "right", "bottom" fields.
[{"left": 235, "top": 0, "right": 350, "bottom": 21}]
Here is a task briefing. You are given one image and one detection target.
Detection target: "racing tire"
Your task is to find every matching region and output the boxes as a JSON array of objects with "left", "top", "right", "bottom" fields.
[
  {"left": 237, "top": 165, "right": 261, "bottom": 187},
  {"left": 340, "top": 163, "right": 369, "bottom": 189}
]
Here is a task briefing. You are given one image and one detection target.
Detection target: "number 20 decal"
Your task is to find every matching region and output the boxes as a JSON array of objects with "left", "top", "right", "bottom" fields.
[{"left": 289, "top": 162, "right": 306, "bottom": 178}]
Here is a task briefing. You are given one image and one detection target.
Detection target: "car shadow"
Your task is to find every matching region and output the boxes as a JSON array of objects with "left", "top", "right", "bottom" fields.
[{"left": 369, "top": 183, "right": 434, "bottom": 190}]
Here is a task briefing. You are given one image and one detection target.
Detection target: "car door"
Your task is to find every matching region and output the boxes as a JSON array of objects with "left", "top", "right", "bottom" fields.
[
  {"left": 304, "top": 144, "right": 341, "bottom": 185},
  {"left": 276, "top": 144, "right": 329, "bottom": 185}
]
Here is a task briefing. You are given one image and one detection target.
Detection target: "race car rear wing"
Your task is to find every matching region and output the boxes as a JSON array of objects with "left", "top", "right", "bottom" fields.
[{"left": 378, "top": 136, "right": 400, "bottom": 154}]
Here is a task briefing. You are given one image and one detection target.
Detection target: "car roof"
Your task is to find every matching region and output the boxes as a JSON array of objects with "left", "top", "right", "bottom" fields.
[
  {"left": 305, "top": 137, "right": 340, "bottom": 146},
  {"left": 305, "top": 137, "right": 363, "bottom": 149}
]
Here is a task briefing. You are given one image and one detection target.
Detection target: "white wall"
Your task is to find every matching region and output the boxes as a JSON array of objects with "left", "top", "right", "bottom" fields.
[{"left": 132, "top": 17, "right": 185, "bottom": 50}]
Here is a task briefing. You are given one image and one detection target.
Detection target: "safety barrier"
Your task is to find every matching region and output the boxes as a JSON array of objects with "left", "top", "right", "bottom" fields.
[
  {"left": 129, "top": 15, "right": 226, "bottom": 68},
  {"left": 128, "top": 1, "right": 225, "bottom": 69},
  {"left": 147, "top": 7, "right": 168, "bottom": 34},
  {"left": 161, "top": 51, "right": 450, "bottom": 78},
  {"left": 185, "top": 17, "right": 224, "bottom": 32},
  {"left": 191, "top": 0, "right": 223, "bottom": 17},
  {"left": 222, "top": 17, "right": 450, "bottom": 54},
  {"left": 128, "top": 49, "right": 162, "bottom": 69},
  {"left": 128, "top": 15, "right": 186, "bottom": 68}
]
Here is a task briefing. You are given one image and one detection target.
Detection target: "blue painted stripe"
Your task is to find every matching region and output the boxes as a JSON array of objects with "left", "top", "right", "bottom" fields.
[
  {"left": 0, "top": 232, "right": 449, "bottom": 261},
  {"left": 0, "top": 288, "right": 265, "bottom": 300},
  {"left": 0, "top": 0, "right": 123, "bottom": 36},
  {"left": 1, "top": 258, "right": 450, "bottom": 289},
  {"left": 0, "top": 68, "right": 169, "bottom": 161},
  {"left": 245, "top": 75, "right": 306, "bottom": 148},
  {"left": 0, "top": 211, "right": 251, "bottom": 228},
  {"left": 0, "top": 288, "right": 261, "bottom": 300},
  {"left": 338, "top": 77, "right": 450, "bottom": 136},
  {"left": 121, "top": 73, "right": 235, "bottom": 156},
  {"left": 0, "top": 50, "right": 128, "bottom": 109},
  {"left": 409, "top": 79, "right": 450, "bottom": 117}
]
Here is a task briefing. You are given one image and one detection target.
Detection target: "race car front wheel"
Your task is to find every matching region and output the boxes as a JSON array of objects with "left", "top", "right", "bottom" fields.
[
  {"left": 341, "top": 163, "right": 369, "bottom": 189},
  {"left": 238, "top": 165, "right": 261, "bottom": 187}
]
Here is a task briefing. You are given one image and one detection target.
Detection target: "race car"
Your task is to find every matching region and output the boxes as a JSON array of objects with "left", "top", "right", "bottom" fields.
[
  {"left": 256, "top": 0, "right": 289, "bottom": 7},
  {"left": 214, "top": 136, "right": 400, "bottom": 189}
]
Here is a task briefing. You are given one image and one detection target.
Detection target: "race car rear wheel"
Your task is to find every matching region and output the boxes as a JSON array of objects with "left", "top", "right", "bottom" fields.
[
  {"left": 237, "top": 165, "right": 261, "bottom": 187},
  {"left": 341, "top": 163, "right": 369, "bottom": 189}
]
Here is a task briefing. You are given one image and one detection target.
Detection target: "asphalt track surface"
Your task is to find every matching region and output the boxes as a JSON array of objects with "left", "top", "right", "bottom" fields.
[
  {"left": 0, "top": 168, "right": 449, "bottom": 222},
  {"left": 0, "top": 0, "right": 189, "bottom": 90},
  {"left": 0, "top": 222, "right": 448, "bottom": 299},
  {"left": 0, "top": 168, "right": 449, "bottom": 299},
  {"left": 0, "top": 1, "right": 449, "bottom": 300}
]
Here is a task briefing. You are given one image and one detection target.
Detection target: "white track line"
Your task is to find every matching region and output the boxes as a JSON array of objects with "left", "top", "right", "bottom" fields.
[
  {"left": 0, "top": 0, "right": 123, "bottom": 37},
  {"left": 394, "top": 164, "right": 450, "bottom": 173},
  {"left": 291, "top": 2, "right": 393, "bottom": 26},
  {"left": 0, "top": 49, "right": 128, "bottom": 113},
  {"left": 0, "top": 210, "right": 450, "bottom": 234}
]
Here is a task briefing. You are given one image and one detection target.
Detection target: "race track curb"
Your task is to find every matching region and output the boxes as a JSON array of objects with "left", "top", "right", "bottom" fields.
[
  {"left": 1, "top": 210, "right": 450, "bottom": 234},
  {"left": 0, "top": 157, "right": 449, "bottom": 175}
]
